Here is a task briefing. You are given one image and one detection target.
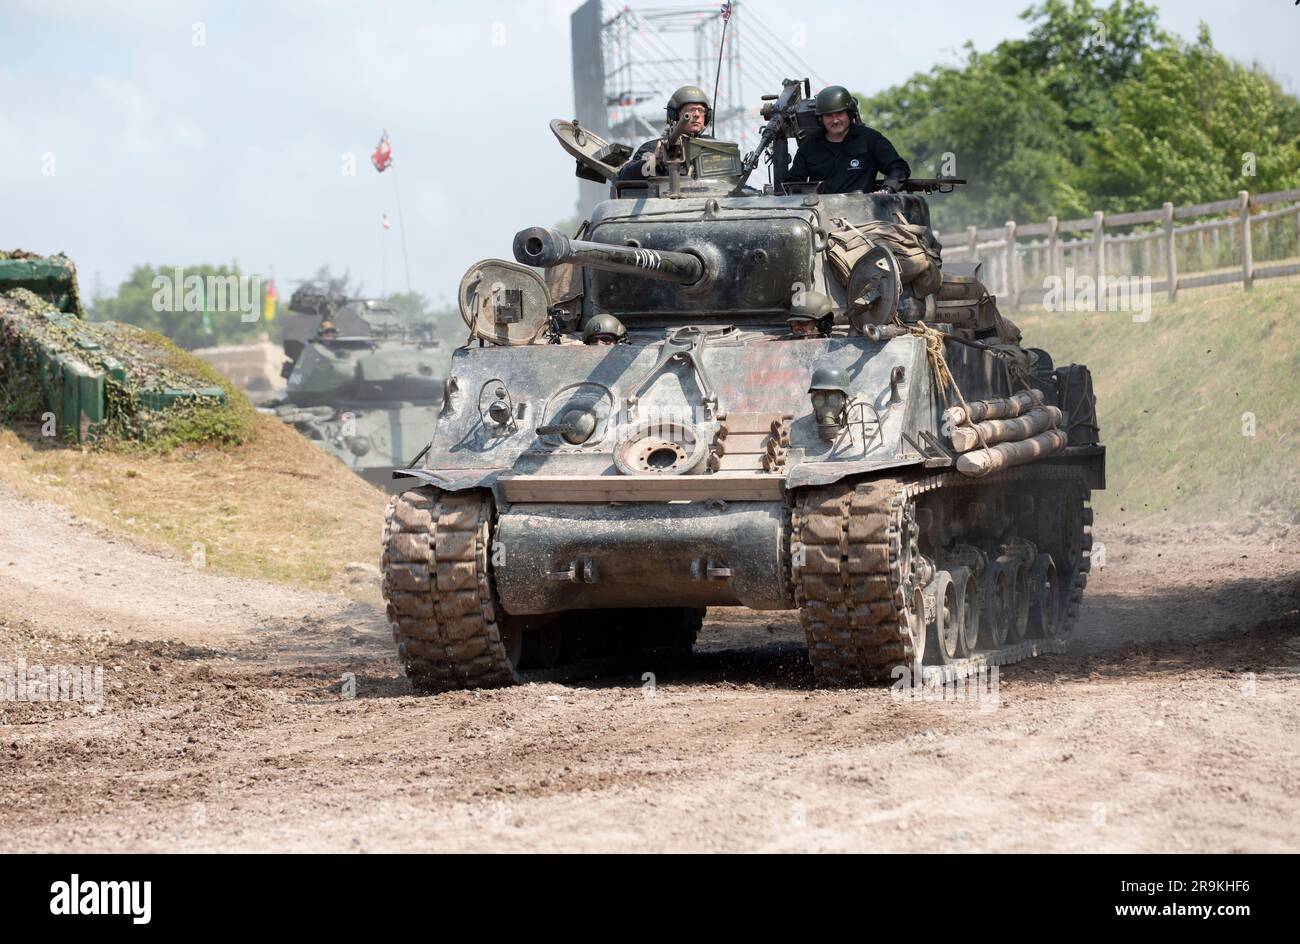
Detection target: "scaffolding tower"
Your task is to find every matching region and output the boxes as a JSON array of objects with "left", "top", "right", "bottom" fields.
[{"left": 570, "top": 0, "right": 823, "bottom": 215}]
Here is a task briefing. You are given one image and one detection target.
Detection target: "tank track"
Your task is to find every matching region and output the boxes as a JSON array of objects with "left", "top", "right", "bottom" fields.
[
  {"left": 383, "top": 466, "right": 1092, "bottom": 692},
  {"left": 382, "top": 486, "right": 707, "bottom": 692},
  {"left": 382, "top": 487, "right": 520, "bottom": 692},
  {"left": 792, "top": 465, "right": 1092, "bottom": 686}
]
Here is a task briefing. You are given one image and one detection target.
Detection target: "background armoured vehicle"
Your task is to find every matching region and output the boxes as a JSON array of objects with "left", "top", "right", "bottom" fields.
[
  {"left": 381, "top": 80, "right": 1104, "bottom": 691},
  {"left": 271, "top": 290, "right": 448, "bottom": 492}
]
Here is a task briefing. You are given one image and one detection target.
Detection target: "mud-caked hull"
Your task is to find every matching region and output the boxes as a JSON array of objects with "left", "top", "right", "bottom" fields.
[{"left": 380, "top": 188, "right": 1104, "bottom": 690}]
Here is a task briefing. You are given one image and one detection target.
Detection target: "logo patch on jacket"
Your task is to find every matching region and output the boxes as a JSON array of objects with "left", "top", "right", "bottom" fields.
[{"left": 849, "top": 158, "right": 860, "bottom": 168}]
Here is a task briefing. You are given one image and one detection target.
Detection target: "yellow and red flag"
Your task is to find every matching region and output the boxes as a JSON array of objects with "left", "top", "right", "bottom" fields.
[{"left": 263, "top": 278, "right": 277, "bottom": 321}]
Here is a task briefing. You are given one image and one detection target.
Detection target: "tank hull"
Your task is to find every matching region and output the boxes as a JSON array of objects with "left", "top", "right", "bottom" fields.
[{"left": 380, "top": 189, "right": 1105, "bottom": 691}]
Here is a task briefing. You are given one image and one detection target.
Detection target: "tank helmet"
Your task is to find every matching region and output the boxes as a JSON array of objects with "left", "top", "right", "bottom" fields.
[
  {"left": 666, "top": 85, "right": 712, "bottom": 124},
  {"left": 814, "top": 85, "right": 859, "bottom": 122},
  {"left": 788, "top": 290, "right": 835, "bottom": 337},
  {"left": 790, "top": 290, "right": 834, "bottom": 320},
  {"left": 583, "top": 313, "right": 627, "bottom": 344},
  {"left": 807, "top": 364, "right": 850, "bottom": 395}
]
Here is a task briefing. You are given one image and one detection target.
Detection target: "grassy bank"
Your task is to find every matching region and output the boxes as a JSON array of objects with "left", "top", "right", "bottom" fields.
[{"left": 1017, "top": 278, "right": 1300, "bottom": 524}]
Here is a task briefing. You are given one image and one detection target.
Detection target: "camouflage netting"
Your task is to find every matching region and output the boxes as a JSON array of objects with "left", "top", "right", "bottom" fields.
[
  {"left": 0, "top": 287, "right": 255, "bottom": 449},
  {"left": 0, "top": 248, "right": 84, "bottom": 316}
]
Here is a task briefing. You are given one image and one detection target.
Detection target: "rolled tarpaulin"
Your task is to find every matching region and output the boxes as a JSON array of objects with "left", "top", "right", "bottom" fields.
[
  {"left": 950, "top": 405, "right": 1062, "bottom": 453},
  {"left": 943, "top": 388, "right": 1043, "bottom": 429},
  {"left": 956, "top": 429, "right": 1069, "bottom": 477}
]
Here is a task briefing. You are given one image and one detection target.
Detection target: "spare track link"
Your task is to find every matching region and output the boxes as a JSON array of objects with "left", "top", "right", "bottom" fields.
[
  {"left": 381, "top": 486, "right": 520, "bottom": 692},
  {"left": 793, "top": 465, "right": 1091, "bottom": 686}
]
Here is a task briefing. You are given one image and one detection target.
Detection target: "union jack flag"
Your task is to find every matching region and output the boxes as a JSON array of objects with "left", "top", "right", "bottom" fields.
[
  {"left": 720, "top": 1, "right": 732, "bottom": 22},
  {"left": 371, "top": 130, "right": 393, "bottom": 173}
]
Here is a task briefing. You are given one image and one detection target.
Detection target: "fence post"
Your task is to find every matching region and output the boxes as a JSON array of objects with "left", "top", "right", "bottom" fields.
[
  {"left": 1239, "top": 190, "right": 1253, "bottom": 290},
  {"left": 1092, "top": 211, "right": 1105, "bottom": 311},
  {"left": 1005, "top": 220, "right": 1018, "bottom": 312},
  {"left": 1163, "top": 201, "right": 1177, "bottom": 302},
  {"left": 1047, "top": 215, "right": 1059, "bottom": 282}
]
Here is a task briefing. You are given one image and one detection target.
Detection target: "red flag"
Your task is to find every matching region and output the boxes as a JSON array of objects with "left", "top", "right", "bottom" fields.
[{"left": 371, "top": 130, "right": 393, "bottom": 173}]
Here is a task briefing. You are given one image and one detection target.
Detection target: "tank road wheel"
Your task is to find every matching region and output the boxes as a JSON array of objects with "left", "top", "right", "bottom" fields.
[
  {"left": 793, "top": 479, "right": 920, "bottom": 685},
  {"left": 925, "top": 570, "right": 962, "bottom": 665},
  {"left": 978, "top": 563, "right": 1011, "bottom": 651},
  {"left": 1027, "top": 553, "right": 1060, "bottom": 639},
  {"left": 905, "top": 586, "right": 927, "bottom": 665},
  {"left": 950, "top": 565, "right": 980, "bottom": 656},
  {"left": 381, "top": 487, "right": 521, "bottom": 693},
  {"left": 998, "top": 555, "right": 1031, "bottom": 644},
  {"left": 793, "top": 468, "right": 1096, "bottom": 685}
]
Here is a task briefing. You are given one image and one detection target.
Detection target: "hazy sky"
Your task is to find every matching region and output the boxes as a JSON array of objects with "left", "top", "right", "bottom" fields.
[{"left": 2, "top": 0, "right": 1295, "bottom": 309}]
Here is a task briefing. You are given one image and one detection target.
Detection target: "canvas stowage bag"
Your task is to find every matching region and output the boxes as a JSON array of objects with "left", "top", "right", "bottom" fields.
[{"left": 826, "top": 216, "right": 943, "bottom": 298}]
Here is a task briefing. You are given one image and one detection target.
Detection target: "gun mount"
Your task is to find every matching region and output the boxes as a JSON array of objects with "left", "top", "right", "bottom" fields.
[{"left": 513, "top": 226, "right": 706, "bottom": 286}]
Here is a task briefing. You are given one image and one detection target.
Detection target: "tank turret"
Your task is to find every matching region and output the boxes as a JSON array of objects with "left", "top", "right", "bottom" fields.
[{"left": 268, "top": 297, "right": 451, "bottom": 491}]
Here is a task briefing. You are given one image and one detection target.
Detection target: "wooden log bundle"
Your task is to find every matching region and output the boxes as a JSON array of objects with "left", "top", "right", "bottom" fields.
[
  {"left": 955, "top": 430, "right": 1069, "bottom": 477},
  {"left": 950, "top": 405, "right": 1063, "bottom": 452},
  {"left": 943, "top": 388, "right": 1043, "bottom": 428}
]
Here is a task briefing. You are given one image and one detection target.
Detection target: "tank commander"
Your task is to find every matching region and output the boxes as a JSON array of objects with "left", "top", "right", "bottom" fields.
[
  {"left": 786, "top": 86, "right": 910, "bottom": 194},
  {"left": 787, "top": 290, "right": 835, "bottom": 338},
  {"left": 583, "top": 314, "right": 627, "bottom": 345},
  {"left": 617, "top": 86, "right": 712, "bottom": 181},
  {"left": 317, "top": 319, "right": 338, "bottom": 341}
]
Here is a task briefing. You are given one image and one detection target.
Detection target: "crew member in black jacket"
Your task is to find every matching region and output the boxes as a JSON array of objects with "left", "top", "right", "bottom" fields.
[
  {"left": 787, "top": 85, "right": 910, "bottom": 194},
  {"left": 618, "top": 86, "right": 711, "bottom": 181}
]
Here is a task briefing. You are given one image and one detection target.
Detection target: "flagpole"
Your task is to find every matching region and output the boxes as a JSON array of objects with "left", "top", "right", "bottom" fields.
[
  {"left": 390, "top": 166, "right": 412, "bottom": 294},
  {"left": 381, "top": 216, "right": 387, "bottom": 298},
  {"left": 372, "top": 128, "right": 411, "bottom": 295}
]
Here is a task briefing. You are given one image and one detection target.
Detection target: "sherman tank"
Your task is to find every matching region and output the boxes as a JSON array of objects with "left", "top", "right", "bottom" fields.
[
  {"left": 380, "top": 79, "right": 1104, "bottom": 691},
  {"left": 270, "top": 292, "right": 447, "bottom": 491}
]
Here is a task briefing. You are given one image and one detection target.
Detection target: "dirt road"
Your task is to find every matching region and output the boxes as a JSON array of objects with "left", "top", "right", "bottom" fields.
[{"left": 2, "top": 485, "right": 1298, "bottom": 853}]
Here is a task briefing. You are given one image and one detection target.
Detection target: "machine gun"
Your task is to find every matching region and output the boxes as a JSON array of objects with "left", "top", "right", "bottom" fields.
[
  {"left": 736, "top": 77, "right": 813, "bottom": 192},
  {"left": 656, "top": 113, "right": 694, "bottom": 195}
]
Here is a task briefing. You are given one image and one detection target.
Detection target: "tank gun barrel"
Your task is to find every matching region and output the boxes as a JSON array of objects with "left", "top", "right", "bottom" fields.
[{"left": 513, "top": 227, "right": 704, "bottom": 286}]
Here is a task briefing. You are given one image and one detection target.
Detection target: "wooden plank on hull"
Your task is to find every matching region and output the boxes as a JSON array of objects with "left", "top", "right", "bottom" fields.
[{"left": 500, "top": 473, "right": 785, "bottom": 503}]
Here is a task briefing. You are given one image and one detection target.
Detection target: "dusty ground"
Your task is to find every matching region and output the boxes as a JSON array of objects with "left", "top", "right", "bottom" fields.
[{"left": 1, "top": 484, "right": 1298, "bottom": 853}]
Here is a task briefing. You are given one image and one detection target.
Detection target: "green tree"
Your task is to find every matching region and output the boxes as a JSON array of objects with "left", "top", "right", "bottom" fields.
[
  {"left": 855, "top": 0, "right": 1297, "bottom": 232},
  {"left": 999, "top": 0, "right": 1165, "bottom": 140},
  {"left": 860, "top": 48, "right": 1081, "bottom": 232},
  {"left": 1081, "top": 24, "right": 1300, "bottom": 210}
]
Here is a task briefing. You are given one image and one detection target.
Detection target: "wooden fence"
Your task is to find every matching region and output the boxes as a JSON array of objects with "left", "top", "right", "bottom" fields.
[{"left": 935, "top": 188, "right": 1300, "bottom": 311}]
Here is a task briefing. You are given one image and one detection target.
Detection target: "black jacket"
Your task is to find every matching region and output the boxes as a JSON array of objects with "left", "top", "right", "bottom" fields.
[
  {"left": 617, "top": 139, "right": 663, "bottom": 180},
  {"left": 787, "top": 124, "right": 910, "bottom": 194}
]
